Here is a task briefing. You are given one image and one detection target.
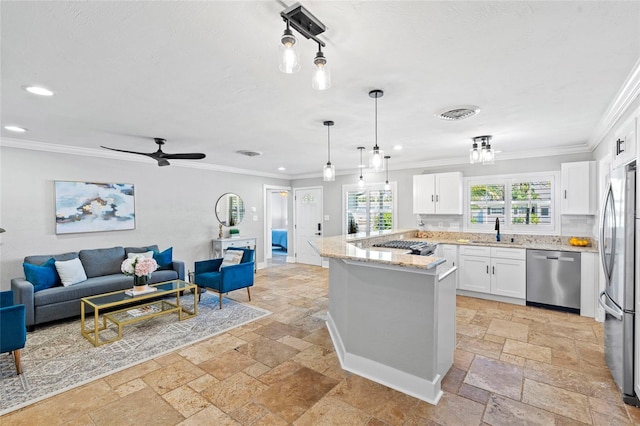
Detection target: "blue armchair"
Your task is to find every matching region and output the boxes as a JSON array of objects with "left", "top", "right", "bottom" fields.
[
  {"left": 194, "top": 248, "right": 255, "bottom": 309},
  {"left": 0, "top": 290, "right": 27, "bottom": 374}
]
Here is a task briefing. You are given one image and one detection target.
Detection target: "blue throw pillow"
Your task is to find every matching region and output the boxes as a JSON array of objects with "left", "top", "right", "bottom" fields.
[
  {"left": 24, "top": 257, "right": 60, "bottom": 292},
  {"left": 153, "top": 247, "right": 173, "bottom": 270}
]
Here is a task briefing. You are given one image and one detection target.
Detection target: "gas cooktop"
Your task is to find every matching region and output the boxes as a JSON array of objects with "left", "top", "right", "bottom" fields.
[{"left": 372, "top": 240, "right": 437, "bottom": 256}]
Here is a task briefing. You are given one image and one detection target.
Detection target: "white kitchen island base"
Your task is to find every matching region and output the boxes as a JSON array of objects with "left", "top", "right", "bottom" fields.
[{"left": 326, "top": 258, "right": 457, "bottom": 405}]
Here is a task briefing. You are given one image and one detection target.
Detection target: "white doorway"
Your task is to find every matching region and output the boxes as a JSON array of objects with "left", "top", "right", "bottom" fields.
[
  {"left": 263, "top": 184, "right": 291, "bottom": 267},
  {"left": 294, "top": 186, "right": 323, "bottom": 266}
]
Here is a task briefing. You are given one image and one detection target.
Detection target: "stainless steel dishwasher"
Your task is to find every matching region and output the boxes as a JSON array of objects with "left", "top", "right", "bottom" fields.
[{"left": 526, "top": 249, "right": 581, "bottom": 313}]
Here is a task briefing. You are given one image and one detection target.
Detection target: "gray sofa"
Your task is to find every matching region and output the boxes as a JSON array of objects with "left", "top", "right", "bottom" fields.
[{"left": 11, "top": 245, "right": 185, "bottom": 329}]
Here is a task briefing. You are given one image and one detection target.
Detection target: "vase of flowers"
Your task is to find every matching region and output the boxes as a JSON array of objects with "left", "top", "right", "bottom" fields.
[{"left": 121, "top": 255, "right": 158, "bottom": 292}]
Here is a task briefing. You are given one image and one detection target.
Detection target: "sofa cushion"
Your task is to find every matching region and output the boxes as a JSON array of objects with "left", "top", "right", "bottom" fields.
[
  {"left": 125, "top": 245, "right": 160, "bottom": 256},
  {"left": 25, "top": 252, "right": 79, "bottom": 266},
  {"left": 79, "top": 247, "right": 125, "bottom": 278},
  {"left": 55, "top": 258, "right": 88, "bottom": 286},
  {"left": 24, "top": 258, "right": 60, "bottom": 291},
  {"left": 153, "top": 247, "right": 173, "bottom": 270}
]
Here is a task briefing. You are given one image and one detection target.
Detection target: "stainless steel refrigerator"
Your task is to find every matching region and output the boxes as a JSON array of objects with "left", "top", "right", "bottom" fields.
[{"left": 598, "top": 160, "right": 638, "bottom": 406}]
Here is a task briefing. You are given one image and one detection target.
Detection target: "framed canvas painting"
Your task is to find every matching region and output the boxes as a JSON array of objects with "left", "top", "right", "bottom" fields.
[{"left": 55, "top": 181, "right": 135, "bottom": 234}]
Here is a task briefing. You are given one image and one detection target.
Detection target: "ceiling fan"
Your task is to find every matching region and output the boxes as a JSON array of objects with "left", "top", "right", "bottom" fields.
[{"left": 100, "top": 138, "right": 206, "bottom": 166}]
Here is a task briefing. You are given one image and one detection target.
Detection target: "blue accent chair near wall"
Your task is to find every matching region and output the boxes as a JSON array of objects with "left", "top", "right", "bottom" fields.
[
  {"left": 0, "top": 290, "right": 27, "bottom": 374},
  {"left": 194, "top": 248, "right": 255, "bottom": 309}
]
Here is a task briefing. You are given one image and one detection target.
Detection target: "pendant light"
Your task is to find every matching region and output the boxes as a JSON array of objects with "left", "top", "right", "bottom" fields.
[
  {"left": 384, "top": 156, "right": 391, "bottom": 190},
  {"left": 357, "top": 146, "right": 365, "bottom": 188},
  {"left": 483, "top": 136, "right": 495, "bottom": 165},
  {"left": 312, "top": 44, "right": 331, "bottom": 91},
  {"left": 279, "top": 21, "right": 300, "bottom": 74},
  {"left": 322, "top": 120, "right": 335, "bottom": 181},
  {"left": 368, "top": 90, "right": 385, "bottom": 171}
]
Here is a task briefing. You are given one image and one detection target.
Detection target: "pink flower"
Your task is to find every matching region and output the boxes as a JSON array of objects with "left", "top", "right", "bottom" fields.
[{"left": 121, "top": 255, "right": 158, "bottom": 277}]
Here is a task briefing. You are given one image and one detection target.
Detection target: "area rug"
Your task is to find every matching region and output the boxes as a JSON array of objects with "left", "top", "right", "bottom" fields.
[{"left": 0, "top": 292, "right": 271, "bottom": 415}]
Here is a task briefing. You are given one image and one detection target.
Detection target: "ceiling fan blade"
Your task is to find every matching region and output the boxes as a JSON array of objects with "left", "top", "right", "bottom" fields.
[
  {"left": 100, "top": 146, "right": 152, "bottom": 156},
  {"left": 157, "top": 159, "right": 171, "bottom": 167},
  {"left": 162, "top": 153, "right": 206, "bottom": 160}
]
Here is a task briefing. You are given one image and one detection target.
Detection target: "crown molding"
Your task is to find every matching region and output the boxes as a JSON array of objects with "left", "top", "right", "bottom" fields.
[
  {"left": 0, "top": 137, "right": 290, "bottom": 179},
  {"left": 588, "top": 58, "right": 640, "bottom": 149}
]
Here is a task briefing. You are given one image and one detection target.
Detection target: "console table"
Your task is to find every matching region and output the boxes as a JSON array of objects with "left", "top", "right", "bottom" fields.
[{"left": 212, "top": 237, "right": 257, "bottom": 258}]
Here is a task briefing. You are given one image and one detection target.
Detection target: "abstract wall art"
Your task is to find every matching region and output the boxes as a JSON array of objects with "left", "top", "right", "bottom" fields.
[{"left": 55, "top": 181, "right": 135, "bottom": 234}]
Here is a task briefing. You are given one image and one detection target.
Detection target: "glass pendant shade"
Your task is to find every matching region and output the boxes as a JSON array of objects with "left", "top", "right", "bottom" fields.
[
  {"left": 323, "top": 163, "right": 335, "bottom": 181},
  {"left": 279, "top": 27, "right": 300, "bottom": 74},
  {"left": 469, "top": 142, "right": 480, "bottom": 163},
  {"left": 483, "top": 143, "right": 495, "bottom": 165},
  {"left": 358, "top": 177, "right": 365, "bottom": 188},
  {"left": 369, "top": 147, "right": 385, "bottom": 171},
  {"left": 312, "top": 50, "right": 330, "bottom": 90},
  {"left": 384, "top": 155, "right": 391, "bottom": 190},
  {"left": 357, "top": 146, "right": 365, "bottom": 187}
]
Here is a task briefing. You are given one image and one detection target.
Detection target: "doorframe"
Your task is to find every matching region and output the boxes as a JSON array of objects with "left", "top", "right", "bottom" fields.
[
  {"left": 293, "top": 185, "right": 324, "bottom": 266},
  {"left": 263, "top": 184, "right": 292, "bottom": 269}
]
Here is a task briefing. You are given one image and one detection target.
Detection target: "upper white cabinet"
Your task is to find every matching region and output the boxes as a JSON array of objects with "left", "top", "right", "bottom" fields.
[
  {"left": 612, "top": 116, "right": 637, "bottom": 169},
  {"left": 560, "top": 161, "right": 596, "bottom": 215},
  {"left": 413, "top": 172, "right": 463, "bottom": 215}
]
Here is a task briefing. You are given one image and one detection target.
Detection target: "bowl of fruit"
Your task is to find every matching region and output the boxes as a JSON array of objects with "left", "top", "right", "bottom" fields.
[{"left": 569, "top": 237, "right": 590, "bottom": 247}]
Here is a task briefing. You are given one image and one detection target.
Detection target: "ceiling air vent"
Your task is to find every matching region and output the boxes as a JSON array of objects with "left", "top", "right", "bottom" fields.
[
  {"left": 436, "top": 105, "right": 480, "bottom": 121},
  {"left": 236, "top": 150, "right": 262, "bottom": 157}
]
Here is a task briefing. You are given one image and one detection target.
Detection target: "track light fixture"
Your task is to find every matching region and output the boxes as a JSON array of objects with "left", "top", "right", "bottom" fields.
[
  {"left": 384, "top": 156, "right": 391, "bottom": 190},
  {"left": 323, "top": 120, "right": 335, "bottom": 181},
  {"left": 357, "top": 146, "right": 365, "bottom": 188},
  {"left": 279, "top": 3, "right": 330, "bottom": 91},
  {"left": 470, "top": 135, "right": 495, "bottom": 165},
  {"left": 369, "top": 90, "right": 385, "bottom": 171}
]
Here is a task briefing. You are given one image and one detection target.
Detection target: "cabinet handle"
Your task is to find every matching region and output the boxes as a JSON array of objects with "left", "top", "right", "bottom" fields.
[
  {"left": 486, "top": 265, "right": 489, "bottom": 274},
  {"left": 492, "top": 266, "right": 495, "bottom": 275},
  {"left": 436, "top": 195, "right": 439, "bottom": 202},
  {"left": 431, "top": 195, "right": 434, "bottom": 202},
  {"left": 616, "top": 138, "right": 625, "bottom": 155},
  {"left": 564, "top": 190, "right": 567, "bottom": 199}
]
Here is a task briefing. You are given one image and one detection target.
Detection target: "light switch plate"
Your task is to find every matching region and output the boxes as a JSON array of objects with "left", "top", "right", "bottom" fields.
[
  {"left": 251, "top": 206, "right": 257, "bottom": 213},
  {"left": 324, "top": 215, "right": 330, "bottom": 221},
  {"left": 253, "top": 215, "right": 258, "bottom": 221}
]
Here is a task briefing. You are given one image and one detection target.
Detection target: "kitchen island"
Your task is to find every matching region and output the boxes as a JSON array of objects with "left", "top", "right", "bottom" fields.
[{"left": 309, "top": 230, "right": 457, "bottom": 405}]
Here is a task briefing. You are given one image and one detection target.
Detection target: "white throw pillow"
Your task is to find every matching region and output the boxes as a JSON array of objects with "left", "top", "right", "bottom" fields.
[
  {"left": 55, "top": 257, "right": 88, "bottom": 287},
  {"left": 128, "top": 251, "right": 154, "bottom": 259},
  {"left": 221, "top": 250, "right": 243, "bottom": 268}
]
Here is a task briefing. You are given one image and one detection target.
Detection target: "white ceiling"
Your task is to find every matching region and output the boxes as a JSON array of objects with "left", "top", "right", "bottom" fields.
[{"left": 2, "top": 1, "right": 639, "bottom": 178}]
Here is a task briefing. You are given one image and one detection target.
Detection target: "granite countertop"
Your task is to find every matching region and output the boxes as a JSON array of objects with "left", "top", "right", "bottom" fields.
[
  {"left": 308, "top": 229, "right": 598, "bottom": 271},
  {"left": 308, "top": 231, "right": 446, "bottom": 270}
]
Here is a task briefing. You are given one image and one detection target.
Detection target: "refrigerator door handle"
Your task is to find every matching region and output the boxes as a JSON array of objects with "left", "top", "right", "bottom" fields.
[
  {"left": 598, "top": 182, "right": 615, "bottom": 284},
  {"left": 598, "top": 290, "right": 623, "bottom": 320}
]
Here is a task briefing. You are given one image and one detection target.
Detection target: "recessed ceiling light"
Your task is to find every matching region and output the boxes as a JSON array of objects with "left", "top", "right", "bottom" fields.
[
  {"left": 278, "top": 167, "right": 286, "bottom": 171},
  {"left": 4, "top": 125, "right": 27, "bottom": 132},
  {"left": 393, "top": 145, "right": 403, "bottom": 151},
  {"left": 24, "top": 86, "right": 54, "bottom": 96}
]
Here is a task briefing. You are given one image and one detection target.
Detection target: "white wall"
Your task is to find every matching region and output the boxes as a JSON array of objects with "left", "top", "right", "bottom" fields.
[
  {"left": 293, "top": 152, "right": 595, "bottom": 238},
  {"left": 270, "top": 192, "right": 287, "bottom": 229},
  {"left": 0, "top": 147, "right": 289, "bottom": 290}
]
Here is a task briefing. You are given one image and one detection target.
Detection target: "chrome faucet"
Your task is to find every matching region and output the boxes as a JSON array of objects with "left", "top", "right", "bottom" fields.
[{"left": 495, "top": 217, "right": 501, "bottom": 241}]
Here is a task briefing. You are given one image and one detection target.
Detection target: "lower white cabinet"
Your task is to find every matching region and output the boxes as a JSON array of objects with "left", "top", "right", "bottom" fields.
[
  {"left": 458, "top": 246, "right": 526, "bottom": 299},
  {"left": 437, "top": 244, "right": 459, "bottom": 288}
]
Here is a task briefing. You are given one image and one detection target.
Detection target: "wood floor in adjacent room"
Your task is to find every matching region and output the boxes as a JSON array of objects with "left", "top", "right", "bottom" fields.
[{"left": 3, "top": 263, "right": 640, "bottom": 425}]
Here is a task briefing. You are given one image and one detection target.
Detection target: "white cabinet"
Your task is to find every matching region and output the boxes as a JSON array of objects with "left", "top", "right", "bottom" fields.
[
  {"left": 561, "top": 161, "right": 596, "bottom": 215},
  {"left": 458, "top": 246, "right": 526, "bottom": 300},
  {"left": 437, "top": 244, "right": 459, "bottom": 288},
  {"left": 212, "top": 237, "right": 257, "bottom": 258},
  {"left": 413, "top": 172, "right": 463, "bottom": 215},
  {"left": 612, "top": 116, "right": 637, "bottom": 169}
]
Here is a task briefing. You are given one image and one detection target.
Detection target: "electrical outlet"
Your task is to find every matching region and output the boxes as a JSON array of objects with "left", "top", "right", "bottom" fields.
[{"left": 324, "top": 215, "right": 330, "bottom": 221}]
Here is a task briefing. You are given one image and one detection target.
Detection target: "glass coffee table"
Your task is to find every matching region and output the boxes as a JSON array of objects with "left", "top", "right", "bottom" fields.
[{"left": 81, "top": 280, "right": 197, "bottom": 347}]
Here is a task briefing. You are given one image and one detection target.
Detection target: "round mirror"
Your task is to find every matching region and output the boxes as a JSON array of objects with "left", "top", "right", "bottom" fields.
[{"left": 215, "top": 193, "right": 245, "bottom": 226}]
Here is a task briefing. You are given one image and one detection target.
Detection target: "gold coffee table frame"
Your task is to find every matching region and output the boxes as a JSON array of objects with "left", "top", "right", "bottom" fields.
[{"left": 81, "top": 280, "right": 197, "bottom": 347}]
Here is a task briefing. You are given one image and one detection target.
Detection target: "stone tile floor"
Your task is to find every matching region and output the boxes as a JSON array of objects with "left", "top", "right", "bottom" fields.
[{"left": 3, "top": 263, "right": 640, "bottom": 425}]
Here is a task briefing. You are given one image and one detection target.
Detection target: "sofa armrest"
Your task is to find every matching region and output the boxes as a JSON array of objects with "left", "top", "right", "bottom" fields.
[
  {"left": 11, "top": 278, "right": 35, "bottom": 327},
  {"left": 220, "top": 261, "right": 255, "bottom": 292},
  {"left": 171, "top": 260, "right": 185, "bottom": 281}
]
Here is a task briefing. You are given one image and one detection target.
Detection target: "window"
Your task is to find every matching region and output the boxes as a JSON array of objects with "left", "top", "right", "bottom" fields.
[
  {"left": 466, "top": 173, "right": 557, "bottom": 233},
  {"left": 343, "top": 182, "right": 397, "bottom": 234}
]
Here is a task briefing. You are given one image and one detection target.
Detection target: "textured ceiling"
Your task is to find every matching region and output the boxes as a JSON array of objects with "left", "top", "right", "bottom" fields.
[{"left": 1, "top": 1, "right": 639, "bottom": 178}]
